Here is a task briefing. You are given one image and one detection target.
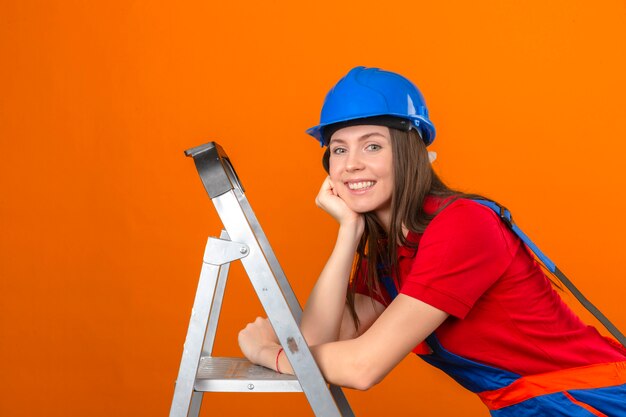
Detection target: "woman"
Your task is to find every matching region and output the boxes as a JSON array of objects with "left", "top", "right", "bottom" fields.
[{"left": 238, "top": 66, "right": 626, "bottom": 416}]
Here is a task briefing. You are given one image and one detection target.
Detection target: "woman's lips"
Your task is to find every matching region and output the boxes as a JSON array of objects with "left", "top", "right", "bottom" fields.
[{"left": 345, "top": 180, "right": 376, "bottom": 192}]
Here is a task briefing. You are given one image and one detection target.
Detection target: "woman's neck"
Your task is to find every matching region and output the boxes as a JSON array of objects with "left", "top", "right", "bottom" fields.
[
  {"left": 374, "top": 208, "right": 391, "bottom": 233},
  {"left": 374, "top": 210, "right": 409, "bottom": 241}
]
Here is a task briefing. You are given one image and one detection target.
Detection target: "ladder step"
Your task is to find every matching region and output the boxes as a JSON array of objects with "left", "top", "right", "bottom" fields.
[{"left": 194, "top": 357, "right": 303, "bottom": 393}]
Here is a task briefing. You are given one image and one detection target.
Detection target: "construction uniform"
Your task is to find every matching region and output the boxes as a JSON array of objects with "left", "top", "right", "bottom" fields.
[{"left": 356, "top": 197, "right": 626, "bottom": 416}]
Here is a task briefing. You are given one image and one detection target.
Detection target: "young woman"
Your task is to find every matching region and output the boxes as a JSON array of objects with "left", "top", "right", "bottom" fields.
[{"left": 238, "top": 66, "right": 626, "bottom": 416}]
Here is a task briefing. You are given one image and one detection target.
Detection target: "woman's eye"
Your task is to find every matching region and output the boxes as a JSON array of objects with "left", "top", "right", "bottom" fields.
[
  {"left": 366, "top": 144, "right": 382, "bottom": 151},
  {"left": 332, "top": 147, "right": 346, "bottom": 154}
]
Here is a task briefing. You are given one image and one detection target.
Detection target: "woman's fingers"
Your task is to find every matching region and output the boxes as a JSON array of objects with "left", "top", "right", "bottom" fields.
[
  {"left": 316, "top": 177, "right": 343, "bottom": 209},
  {"left": 327, "top": 178, "right": 338, "bottom": 196},
  {"left": 238, "top": 317, "right": 280, "bottom": 361},
  {"left": 315, "top": 176, "right": 365, "bottom": 231},
  {"left": 316, "top": 177, "right": 335, "bottom": 200}
]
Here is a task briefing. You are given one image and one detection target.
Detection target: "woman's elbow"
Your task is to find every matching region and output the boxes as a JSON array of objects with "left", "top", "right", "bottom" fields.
[
  {"left": 344, "top": 354, "right": 384, "bottom": 391},
  {"left": 350, "top": 377, "right": 378, "bottom": 391}
]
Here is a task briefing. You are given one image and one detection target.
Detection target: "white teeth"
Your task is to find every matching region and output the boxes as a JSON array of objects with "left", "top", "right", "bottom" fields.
[{"left": 348, "top": 181, "right": 375, "bottom": 190}]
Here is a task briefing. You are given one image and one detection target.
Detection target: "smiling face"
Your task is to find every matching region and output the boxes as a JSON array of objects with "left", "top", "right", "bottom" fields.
[{"left": 328, "top": 124, "right": 394, "bottom": 228}]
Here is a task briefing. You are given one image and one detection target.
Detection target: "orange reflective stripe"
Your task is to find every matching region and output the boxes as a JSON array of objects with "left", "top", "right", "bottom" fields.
[
  {"left": 563, "top": 391, "right": 608, "bottom": 417},
  {"left": 479, "top": 361, "right": 626, "bottom": 410}
]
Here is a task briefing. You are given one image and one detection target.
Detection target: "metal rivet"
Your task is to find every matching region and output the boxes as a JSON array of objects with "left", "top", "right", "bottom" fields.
[
  {"left": 247, "top": 383, "right": 254, "bottom": 390},
  {"left": 240, "top": 247, "right": 248, "bottom": 254}
]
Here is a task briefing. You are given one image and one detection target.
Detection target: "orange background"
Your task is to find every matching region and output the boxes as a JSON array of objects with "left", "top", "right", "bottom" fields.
[{"left": 1, "top": 1, "right": 625, "bottom": 416}]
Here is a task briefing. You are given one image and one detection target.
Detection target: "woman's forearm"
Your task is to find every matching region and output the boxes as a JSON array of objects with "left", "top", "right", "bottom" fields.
[
  {"left": 260, "top": 339, "right": 367, "bottom": 390},
  {"left": 273, "top": 295, "right": 449, "bottom": 390},
  {"left": 270, "top": 338, "right": 373, "bottom": 390},
  {"left": 299, "top": 223, "right": 362, "bottom": 345}
]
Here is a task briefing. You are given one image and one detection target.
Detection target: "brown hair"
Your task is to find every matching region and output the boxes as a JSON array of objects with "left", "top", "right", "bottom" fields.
[{"left": 339, "top": 127, "right": 487, "bottom": 329}]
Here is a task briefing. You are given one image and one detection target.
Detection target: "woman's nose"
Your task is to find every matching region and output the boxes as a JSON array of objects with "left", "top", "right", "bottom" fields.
[{"left": 345, "top": 151, "right": 364, "bottom": 172}]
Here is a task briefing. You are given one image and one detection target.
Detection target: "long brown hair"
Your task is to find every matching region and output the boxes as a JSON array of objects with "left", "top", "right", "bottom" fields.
[{"left": 341, "top": 127, "right": 487, "bottom": 329}]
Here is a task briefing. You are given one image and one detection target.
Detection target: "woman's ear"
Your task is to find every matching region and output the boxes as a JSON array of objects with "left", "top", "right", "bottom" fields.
[{"left": 322, "top": 148, "right": 330, "bottom": 173}]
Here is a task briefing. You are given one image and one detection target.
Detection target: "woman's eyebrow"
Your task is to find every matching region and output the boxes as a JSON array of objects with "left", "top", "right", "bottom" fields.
[
  {"left": 330, "top": 132, "right": 387, "bottom": 145},
  {"left": 358, "top": 132, "right": 386, "bottom": 140},
  {"left": 329, "top": 138, "right": 347, "bottom": 145}
]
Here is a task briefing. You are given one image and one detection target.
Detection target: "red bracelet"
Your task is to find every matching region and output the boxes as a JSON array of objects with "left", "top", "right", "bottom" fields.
[{"left": 275, "top": 347, "right": 284, "bottom": 374}]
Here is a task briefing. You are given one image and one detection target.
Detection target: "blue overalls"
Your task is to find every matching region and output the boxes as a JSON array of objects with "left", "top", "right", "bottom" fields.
[{"left": 380, "top": 275, "right": 626, "bottom": 416}]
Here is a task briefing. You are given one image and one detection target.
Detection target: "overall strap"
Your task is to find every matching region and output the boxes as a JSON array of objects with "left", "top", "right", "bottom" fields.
[{"left": 473, "top": 199, "right": 626, "bottom": 347}]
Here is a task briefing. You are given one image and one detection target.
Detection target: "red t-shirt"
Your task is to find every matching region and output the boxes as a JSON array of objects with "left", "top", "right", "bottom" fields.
[{"left": 355, "top": 197, "right": 626, "bottom": 376}]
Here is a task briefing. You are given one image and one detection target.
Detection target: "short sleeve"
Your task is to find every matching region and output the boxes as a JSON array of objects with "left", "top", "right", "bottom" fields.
[{"left": 399, "top": 199, "right": 520, "bottom": 319}]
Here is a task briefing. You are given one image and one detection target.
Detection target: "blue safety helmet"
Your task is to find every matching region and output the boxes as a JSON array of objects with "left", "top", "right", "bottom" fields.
[{"left": 306, "top": 66, "right": 436, "bottom": 147}]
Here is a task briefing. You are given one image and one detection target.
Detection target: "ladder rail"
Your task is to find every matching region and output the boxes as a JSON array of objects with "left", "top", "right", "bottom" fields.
[
  {"left": 170, "top": 141, "right": 356, "bottom": 417},
  {"left": 170, "top": 234, "right": 249, "bottom": 417},
  {"left": 202, "top": 230, "right": 232, "bottom": 357},
  {"left": 170, "top": 260, "right": 227, "bottom": 416},
  {"left": 213, "top": 190, "right": 346, "bottom": 417},
  {"left": 188, "top": 142, "right": 303, "bottom": 322},
  {"left": 235, "top": 187, "right": 303, "bottom": 322}
]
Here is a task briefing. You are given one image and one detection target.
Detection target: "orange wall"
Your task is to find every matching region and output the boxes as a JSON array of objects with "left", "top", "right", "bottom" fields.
[{"left": 1, "top": 1, "right": 625, "bottom": 416}]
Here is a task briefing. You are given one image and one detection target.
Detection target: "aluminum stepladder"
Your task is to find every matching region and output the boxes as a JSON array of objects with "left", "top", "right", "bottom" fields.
[{"left": 169, "top": 142, "right": 355, "bottom": 417}]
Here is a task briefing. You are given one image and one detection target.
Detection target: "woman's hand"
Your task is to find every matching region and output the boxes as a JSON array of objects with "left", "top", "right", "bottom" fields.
[
  {"left": 315, "top": 177, "right": 364, "bottom": 235},
  {"left": 238, "top": 317, "right": 280, "bottom": 365}
]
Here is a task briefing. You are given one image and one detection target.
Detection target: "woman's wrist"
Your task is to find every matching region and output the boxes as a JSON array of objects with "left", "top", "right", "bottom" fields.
[
  {"left": 338, "top": 218, "right": 363, "bottom": 242},
  {"left": 262, "top": 344, "right": 293, "bottom": 374},
  {"left": 257, "top": 343, "right": 282, "bottom": 369}
]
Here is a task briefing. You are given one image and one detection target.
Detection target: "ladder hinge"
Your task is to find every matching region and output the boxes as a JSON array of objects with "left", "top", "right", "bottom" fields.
[{"left": 203, "top": 237, "right": 250, "bottom": 265}]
